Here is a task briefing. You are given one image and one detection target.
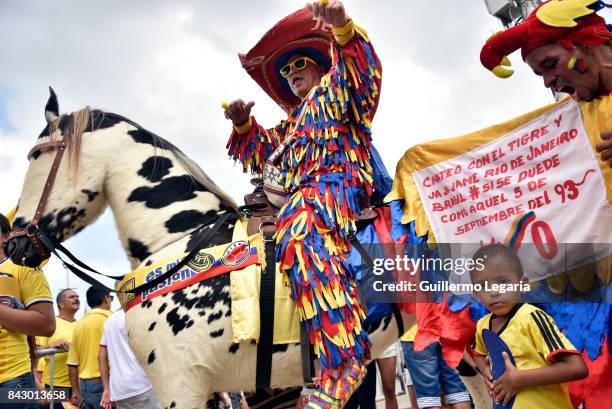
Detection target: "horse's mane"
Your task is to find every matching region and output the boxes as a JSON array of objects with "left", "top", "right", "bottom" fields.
[
  {"left": 45, "top": 107, "right": 90, "bottom": 178},
  {"left": 46, "top": 107, "right": 238, "bottom": 210}
]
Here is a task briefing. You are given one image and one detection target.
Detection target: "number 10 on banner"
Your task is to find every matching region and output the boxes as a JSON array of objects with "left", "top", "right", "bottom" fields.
[{"left": 502, "top": 212, "right": 557, "bottom": 260}]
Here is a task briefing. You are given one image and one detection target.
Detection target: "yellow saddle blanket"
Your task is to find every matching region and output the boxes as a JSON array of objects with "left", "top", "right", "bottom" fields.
[{"left": 116, "top": 218, "right": 300, "bottom": 344}]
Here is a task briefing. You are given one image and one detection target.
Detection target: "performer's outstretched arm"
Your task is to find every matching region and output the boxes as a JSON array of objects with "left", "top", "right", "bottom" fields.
[{"left": 224, "top": 99, "right": 288, "bottom": 174}]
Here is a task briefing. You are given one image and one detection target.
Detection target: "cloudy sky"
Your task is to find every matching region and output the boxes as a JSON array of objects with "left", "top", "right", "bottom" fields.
[{"left": 1, "top": 1, "right": 607, "bottom": 315}]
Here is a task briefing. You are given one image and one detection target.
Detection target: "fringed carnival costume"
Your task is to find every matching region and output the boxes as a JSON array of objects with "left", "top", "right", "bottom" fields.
[{"left": 226, "top": 8, "right": 382, "bottom": 406}]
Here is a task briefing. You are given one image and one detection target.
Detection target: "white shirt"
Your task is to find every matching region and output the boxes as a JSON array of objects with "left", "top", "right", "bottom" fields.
[{"left": 100, "top": 309, "right": 153, "bottom": 401}]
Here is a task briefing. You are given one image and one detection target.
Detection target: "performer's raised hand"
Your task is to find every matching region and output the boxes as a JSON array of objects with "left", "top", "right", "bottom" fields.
[
  {"left": 224, "top": 99, "right": 255, "bottom": 126},
  {"left": 307, "top": 0, "right": 348, "bottom": 28}
]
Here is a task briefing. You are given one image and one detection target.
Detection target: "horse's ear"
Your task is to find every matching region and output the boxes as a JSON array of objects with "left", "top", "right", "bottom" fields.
[{"left": 45, "top": 86, "right": 59, "bottom": 123}]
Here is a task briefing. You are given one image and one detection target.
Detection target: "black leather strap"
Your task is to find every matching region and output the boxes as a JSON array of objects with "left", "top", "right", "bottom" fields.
[
  {"left": 391, "top": 304, "right": 404, "bottom": 338},
  {"left": 300, "top": 321, "right": 315, "bottom": 387},
  {"left": 123, "top": 213, "right": 235, "bottom": 294},
  {"left": 349, "top": 234, "right": 374, "bottom": 270},
  {"left": 256, "top": 230, "right": 276, "bottom": 389},
  {"left": 36, "top": 233, "right": 124, "bottom": 281},
  {"left": 33, "top": 212, "right": 235, "bottom": 295}
]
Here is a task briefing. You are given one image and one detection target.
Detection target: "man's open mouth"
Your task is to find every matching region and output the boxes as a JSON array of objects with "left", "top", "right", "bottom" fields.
[
  {"left": 557, "top": 85, "right": 576, "bottom": 97},
  {"left": 291, "top": 76, "right": 304, "bottom": 86}
]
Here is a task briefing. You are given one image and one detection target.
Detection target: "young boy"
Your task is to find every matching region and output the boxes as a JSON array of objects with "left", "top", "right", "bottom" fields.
[{"left": 470, "top": 244, "right": 588, "bottom": 408}]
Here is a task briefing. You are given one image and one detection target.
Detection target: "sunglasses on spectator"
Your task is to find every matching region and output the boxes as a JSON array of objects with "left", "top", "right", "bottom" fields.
[{"left": 280, "top": 57, "right": 318, "bottom": 78}]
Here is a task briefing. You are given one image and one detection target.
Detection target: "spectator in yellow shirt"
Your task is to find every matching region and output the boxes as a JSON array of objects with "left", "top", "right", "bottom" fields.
[
  {"left": 0, "top": 211, "right": 55, "bottom": 409},
  {"left": 67, "top": 287, "right": 112, "bottom": 409},
  {"left": 36, "top": 289, "right": 80, "bottom": 407},
  {"left": 471, "top": 244, "right": 588, "bottom": 408}
]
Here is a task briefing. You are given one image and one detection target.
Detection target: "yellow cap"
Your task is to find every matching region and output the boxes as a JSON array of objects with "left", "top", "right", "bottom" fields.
[{"left": 5, "top": 208, "right": 16, "bottom": 227}]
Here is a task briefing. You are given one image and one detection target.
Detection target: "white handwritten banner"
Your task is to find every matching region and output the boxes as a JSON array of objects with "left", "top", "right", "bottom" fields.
[{"left": 410, "top": 100, "right": 612, "bottom": 281}]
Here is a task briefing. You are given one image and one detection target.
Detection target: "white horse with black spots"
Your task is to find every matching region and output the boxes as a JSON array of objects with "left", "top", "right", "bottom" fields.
[{"left": 6, "top": 90, "right": 479, "bottom": 409}]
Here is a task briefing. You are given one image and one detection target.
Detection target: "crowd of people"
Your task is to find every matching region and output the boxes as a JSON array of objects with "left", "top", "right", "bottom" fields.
[
  {"left": 0, "top": 226, "right": 160, "bottom": 409},
  {"left": 0, "top": 277, "right": 590, "bottom": 409}
]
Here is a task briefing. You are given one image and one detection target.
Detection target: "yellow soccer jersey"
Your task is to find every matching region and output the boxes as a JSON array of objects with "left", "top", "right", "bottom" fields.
[
  {"left": 474, "top": 304, "right": 579, "bottom": 409},
  {"left": 36, "top": 317, "right": 76, "bottom": 387},
  {"left": 0, "top": 261, "right": 52, "bottom": 383},
  {"left": 400, "top": 323, "right": 418, "bottom": 342},
  {"left": 67, "top": 309, "right": 111, "bottom": 379}
]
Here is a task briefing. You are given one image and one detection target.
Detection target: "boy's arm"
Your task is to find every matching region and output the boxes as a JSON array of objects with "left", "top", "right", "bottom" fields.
[
  {"left": 494, "top": 351, "right": 588, "bottom": 405},
  {"left": 470, "top": 321, "right": 491, "bottom": 390},
  {"left": 473, "top": 354, "right": 494, "bottom": 395}
]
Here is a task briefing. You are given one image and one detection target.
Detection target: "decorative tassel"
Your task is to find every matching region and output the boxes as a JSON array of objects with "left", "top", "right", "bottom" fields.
[
  {"left": 275, "top": 179, "right": 371, "bottom": 372},
  {"left": 226, "top": 117, "right": 284, "bottom": 174}
]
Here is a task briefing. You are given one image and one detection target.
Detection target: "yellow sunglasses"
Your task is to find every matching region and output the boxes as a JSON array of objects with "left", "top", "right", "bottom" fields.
[{"left": 279, "top": 57, "right": 318, "bottom": 78}]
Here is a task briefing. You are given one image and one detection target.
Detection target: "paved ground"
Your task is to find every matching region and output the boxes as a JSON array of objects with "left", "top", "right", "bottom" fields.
[
  {"left": 375, "top": 390, "right": 413, "bottom": 409},
  {"left": 374, "top": 377, "right": 413, "bottom": 409}
]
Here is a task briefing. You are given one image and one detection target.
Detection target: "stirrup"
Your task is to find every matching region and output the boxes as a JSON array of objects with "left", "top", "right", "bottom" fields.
[
  {"left": 296, "top": 387, "right": 316, "bottom": 409},
  {"left": 305, "top": 391, "right": 343, "bottom": 409},
  {"left": 306, "top": 363, "right": 367, "bottom": 408}
]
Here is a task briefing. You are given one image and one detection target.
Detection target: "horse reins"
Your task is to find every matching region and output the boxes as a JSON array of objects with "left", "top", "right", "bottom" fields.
[
  {"left": 7, "top": 140, "right": 68, "bottom": 259},
  {"left": 6, "top": 137, "right": 239, "bottom": 296}
]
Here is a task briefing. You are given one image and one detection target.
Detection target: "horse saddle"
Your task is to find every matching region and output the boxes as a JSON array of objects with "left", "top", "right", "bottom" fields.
[
  {"left": 244, "top": 178, "right": 378, "bottom": 236},
  {"left": 243, "top": 178, "right": 277, "bottom": 237}
]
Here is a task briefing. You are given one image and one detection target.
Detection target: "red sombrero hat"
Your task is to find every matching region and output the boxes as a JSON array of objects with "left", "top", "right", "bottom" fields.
[
  {"left": 480, "top": 0, "right": 612, "bottom": 78},
  {"left": 239, "top": 8, "right": 334, "bottom": 113}
]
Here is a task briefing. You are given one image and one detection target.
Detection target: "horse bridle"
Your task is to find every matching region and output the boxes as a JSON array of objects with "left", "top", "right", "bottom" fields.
[
  {"left": 6, "top": 139, "right": 67, "bottom": 259},
  {"left": 4, "top": 135, "right": 239, "bottom": 295}
]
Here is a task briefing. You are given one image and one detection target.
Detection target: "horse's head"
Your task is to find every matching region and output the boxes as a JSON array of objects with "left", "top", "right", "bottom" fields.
[{"left": 5, "top": 88, "right": 108, "bottom": 267}]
